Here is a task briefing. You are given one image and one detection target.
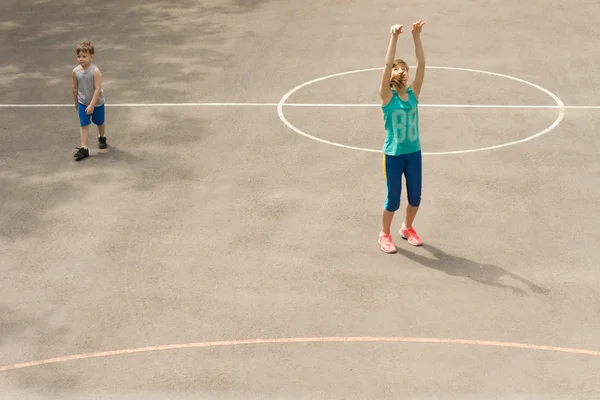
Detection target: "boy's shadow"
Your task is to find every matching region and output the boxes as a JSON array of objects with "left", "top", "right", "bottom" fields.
[{"left": 396, "top": 244, "right": 549, "bottom": 297}]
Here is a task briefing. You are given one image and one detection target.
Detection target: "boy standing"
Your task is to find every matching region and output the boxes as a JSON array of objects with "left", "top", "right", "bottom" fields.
[{"left": 72, "top": 41, "right": 107, "bottom": 161}]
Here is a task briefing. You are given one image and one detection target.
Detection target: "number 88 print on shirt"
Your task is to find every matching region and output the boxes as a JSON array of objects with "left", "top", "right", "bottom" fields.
[{"left": 381, "top": 87, "right": 421, "bottom": 156}]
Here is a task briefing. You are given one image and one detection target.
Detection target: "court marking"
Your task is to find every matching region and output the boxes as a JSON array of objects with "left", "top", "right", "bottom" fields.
[
  {"left": 1, "top": 103, "right": 598, "bottom": 109},
  {"left": 277, "top": 66, "right": 566, "bottom": 155},
  {"left": 1, "top": 336, "right": 600, "bottom": 372}
]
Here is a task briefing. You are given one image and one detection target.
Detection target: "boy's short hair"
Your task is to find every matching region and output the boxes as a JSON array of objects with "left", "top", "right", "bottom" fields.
[{"left": 76, "top": 41, "right": 94, "bottom": 55}]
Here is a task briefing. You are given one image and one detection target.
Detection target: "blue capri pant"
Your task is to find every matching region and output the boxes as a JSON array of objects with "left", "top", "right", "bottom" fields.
[{"left": 383, "top": 150, "right": 422, "bottom": 212}]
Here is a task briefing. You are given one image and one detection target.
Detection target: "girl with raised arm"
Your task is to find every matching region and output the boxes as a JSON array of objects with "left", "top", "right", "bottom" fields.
[{"left": 378, "top": 20, "right": 427, "bottom": 254}]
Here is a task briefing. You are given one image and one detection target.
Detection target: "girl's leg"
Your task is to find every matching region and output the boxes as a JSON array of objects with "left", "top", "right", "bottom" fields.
[
  {"left": 405, "top": 205, "right": 419, "bottom": 228},
  {"left": 401, "top": 151, "right": 423, "bottom": 245},
  {"left": 382, "top": 209, "right": 395, "bottom": 235},
  {"left": 382, "top": 154, "right": 403, "bottom": 230},
  {"left": 380, "top": 154, "right": 403, "bottom": 253}
]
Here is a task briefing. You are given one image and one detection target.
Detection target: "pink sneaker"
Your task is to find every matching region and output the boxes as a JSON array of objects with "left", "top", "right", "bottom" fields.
[
  {"left": 378, "top": 231, "right": 397, "bottom": 253},
  {"left": 400, "top": 224, "right": 422, "bottom": 246}
]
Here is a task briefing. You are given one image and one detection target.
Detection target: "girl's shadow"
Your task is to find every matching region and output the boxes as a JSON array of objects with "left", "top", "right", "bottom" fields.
[{"left": 396, "top": 244, "right": 549, "bottom": 296}]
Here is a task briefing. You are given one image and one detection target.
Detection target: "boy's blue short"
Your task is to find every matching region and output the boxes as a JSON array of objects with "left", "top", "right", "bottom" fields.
[
  {"left": 78, "top": 103, "right": 105, "bottom": 127},
  {"left": 383, "top": 150, "right": 422, "bottom": 212}
]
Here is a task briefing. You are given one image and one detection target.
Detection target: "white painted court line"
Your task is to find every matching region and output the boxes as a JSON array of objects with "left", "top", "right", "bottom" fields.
[
  {"left": 0, "top": 103, "right": 278, "bottom": 108},
  {"left": 285, "top": 104, "right": 600, "bottom": 109},
  {"left": 0, "top": 102, "right": 599, "bottom": 109},
  {"left": 285, "top": 104, "right": 598, "bottom": 109}
]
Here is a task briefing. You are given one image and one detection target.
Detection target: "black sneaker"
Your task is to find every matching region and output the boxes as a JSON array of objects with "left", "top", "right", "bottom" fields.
[
  {"left": 98, "top": 136, "right": 107, "bottom": 149},
  {"left": 73, "top": 147, "right": 89, "bottom": 161}
]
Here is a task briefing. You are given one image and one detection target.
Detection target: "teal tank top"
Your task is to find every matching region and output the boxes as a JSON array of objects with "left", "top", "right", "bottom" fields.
[{"left": 381, "top": 87, "right": 421, "bottom": 156}]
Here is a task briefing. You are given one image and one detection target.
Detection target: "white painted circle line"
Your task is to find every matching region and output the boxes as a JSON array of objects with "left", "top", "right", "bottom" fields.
[
  {"left": 277, "top": 67, "right": 383, "bottom": 153},
  {"left": 276, "top": 66, "right": 566, "bottom": 155}
]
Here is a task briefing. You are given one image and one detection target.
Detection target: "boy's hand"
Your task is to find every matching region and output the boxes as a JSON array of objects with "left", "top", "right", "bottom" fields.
[
  {"left": 74, "top": 102, "right": 78, "bottom": 110},
  {"left": 85, "top": 105, "right": 93, "bottom": 115},
  {"left": 390, "top": 24, "right": 403, "bottom": 37},
  {"left": 411, "top": 19, "right": 426, "bottom": 36}
]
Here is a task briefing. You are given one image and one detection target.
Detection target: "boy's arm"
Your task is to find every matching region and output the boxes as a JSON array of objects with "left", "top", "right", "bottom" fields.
[
  {"left": 88, "top": 68, "right": 103, "bottom": 108},
  {"left": 379, "top": 24, "right": 403, "bottom": 106},
  {"left": 410, "top": 20, "right": 426, "bottom": 100},
  {"left": 72, "top": 69, "right": 78, "bottom": 109}
]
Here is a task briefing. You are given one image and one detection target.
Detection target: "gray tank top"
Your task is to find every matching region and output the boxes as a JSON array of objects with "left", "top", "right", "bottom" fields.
[{"left": 75, "top": 64, "right": 104, "bottom": 106}]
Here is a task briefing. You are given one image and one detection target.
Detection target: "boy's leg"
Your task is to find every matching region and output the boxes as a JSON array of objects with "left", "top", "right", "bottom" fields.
[
  {"left": 97, "top": 124, "right": 107, "bottom": 148},
  {"left": 74, "top": 103, "right": 91, "bottom": 160},
  {"left": 73, "top": 125, "right": 90, "bottom": 160},
  {"left": 380, "top": 154, "right": 402, "bottom": 253},
  {"left": 80, "top": 125, "right": 90, "bottom": 148},
  {"left": 400, "top": 150, "right": 423, "bottom": 245},
  {"left": 92, "top": 104, "right": 107, "bottom": 149}
]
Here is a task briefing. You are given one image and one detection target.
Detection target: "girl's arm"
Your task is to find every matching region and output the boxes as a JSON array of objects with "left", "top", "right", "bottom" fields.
[
  {"left": 379, "top": 24, "right": 403, "bottom": 106},
  {"left": 410, "top": 20, "right": 426, "bottom": 100}
]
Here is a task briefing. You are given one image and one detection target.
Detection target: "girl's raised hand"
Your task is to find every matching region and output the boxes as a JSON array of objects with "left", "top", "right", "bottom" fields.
[
  {"left": 390, "top": 24, "right": 403, "bottom": 37},
  {"left": 411, "top": 19, "right": 426, "bottom": 36}
]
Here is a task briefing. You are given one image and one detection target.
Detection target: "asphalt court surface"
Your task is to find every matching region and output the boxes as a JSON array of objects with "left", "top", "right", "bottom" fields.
[{"left": 2, "top": 0, "right": 600, "bottom": 399}]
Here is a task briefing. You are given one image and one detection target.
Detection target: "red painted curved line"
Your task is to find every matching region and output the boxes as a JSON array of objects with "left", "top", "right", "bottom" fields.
[{"left": 2, "top": 336, "right": 599, "bottom": 372}]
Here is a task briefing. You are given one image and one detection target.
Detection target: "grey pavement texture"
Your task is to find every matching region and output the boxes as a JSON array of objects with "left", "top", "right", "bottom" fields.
[{"left": 1, "top": 0, "right": 600, "bottom": 399}]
